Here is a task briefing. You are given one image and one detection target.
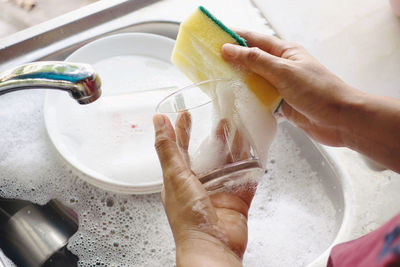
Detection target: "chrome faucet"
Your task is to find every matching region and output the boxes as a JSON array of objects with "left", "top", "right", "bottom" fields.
[{"left": 0, "top": 61, "right": 101, "bottom": 104}]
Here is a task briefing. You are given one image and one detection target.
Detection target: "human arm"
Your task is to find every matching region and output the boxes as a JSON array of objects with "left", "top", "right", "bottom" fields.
[
  {"left": 338, "top": 93, "right": 400, "bottom": 172},
  {"left": 221, "top": 31, "right": 400, "bottom": 173}
]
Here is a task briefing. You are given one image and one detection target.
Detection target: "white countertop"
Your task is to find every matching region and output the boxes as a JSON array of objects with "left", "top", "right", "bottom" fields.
[{"left": 253, "top": 0, "right": 400, "bottom": 99}]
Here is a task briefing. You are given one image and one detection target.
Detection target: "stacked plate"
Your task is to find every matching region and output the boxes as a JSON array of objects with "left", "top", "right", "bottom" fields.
[{"left": 44, "top": 33, "right": 190, "bottom": 194}]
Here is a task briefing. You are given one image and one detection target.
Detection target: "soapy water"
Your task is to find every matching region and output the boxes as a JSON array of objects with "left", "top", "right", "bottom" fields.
[
  {"left": 52, "top": 88, "right": 173, "bottom": 185},
  {"left": 244, "top": 129, "right": 337, "bottom": 266},
  {"left": 0, "top": 90, "right": 337, "bottom": 266},
  {"left": 45, "top": 55, "right": 190, "bottom": 186}
]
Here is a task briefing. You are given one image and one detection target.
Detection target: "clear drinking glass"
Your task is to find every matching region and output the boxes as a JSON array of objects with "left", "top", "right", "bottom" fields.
[{"left": 156, "top": 79, "right": 265, "bottom": 191}]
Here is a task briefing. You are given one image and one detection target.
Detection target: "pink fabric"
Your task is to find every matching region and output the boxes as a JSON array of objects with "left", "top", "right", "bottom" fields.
[
  {"left": 328, "top": 213, "right": 400, "bottom": 267},
  {"left": 390, "top": 0, "right": 400, "bottom": 16}
]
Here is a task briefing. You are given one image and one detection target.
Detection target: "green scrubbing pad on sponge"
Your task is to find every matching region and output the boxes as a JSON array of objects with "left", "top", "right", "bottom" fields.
[{"left": 171, "top": 6, "right": 282, "bottom": 111}]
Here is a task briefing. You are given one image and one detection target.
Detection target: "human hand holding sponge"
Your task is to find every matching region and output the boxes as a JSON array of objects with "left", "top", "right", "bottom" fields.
[{"left": 171, "top": 6, "right": 282, "bottom": 112}]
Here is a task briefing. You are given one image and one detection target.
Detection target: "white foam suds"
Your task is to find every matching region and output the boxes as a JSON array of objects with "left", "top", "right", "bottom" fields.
[
  {"left": 0, "top": 90, "right": 337, "bottom": 266},
  {"left": 243, "top": 128, "right": 337, "bottom": 266},
  {"left": 231, "top": 82, "right": 277, "bottom": 168},
  {"left": 191, "top": 135, "right": 226, "bottom": 175},
  {"left": 189, "top": 80, "right": 277, "bottom": 177}
]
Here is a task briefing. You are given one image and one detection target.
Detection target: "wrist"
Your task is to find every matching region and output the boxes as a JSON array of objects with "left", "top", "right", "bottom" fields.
[
  {"left": 336, "top": 86, "right": 369, "bottom": 148},
  {"left": 337, "top": 90, "right": 400, "bottom": 172}
]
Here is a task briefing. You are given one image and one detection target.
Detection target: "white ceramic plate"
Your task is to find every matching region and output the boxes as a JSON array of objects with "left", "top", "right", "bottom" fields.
[{"left": 44, "top": 33, "right": 189, "bottom": 194}]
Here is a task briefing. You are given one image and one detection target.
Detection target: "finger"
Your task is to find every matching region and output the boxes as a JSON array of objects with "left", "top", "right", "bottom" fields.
[
  {"left": 215, "top": 119, "right": 234, "bottom": 163},
  {"left": 175, "top": 111, "right": 192, "bottom": 167},
  {"left": 215, "top": 121, "right": 250, "bottom": 163},
  {"left": 221, "top": 43, "right": 282, "bottom": 83},
  {"left": 154, "top": 115, "right": 220, "bottom": 235},
  {"left": 215, "top": 119, "right": 230, "bottom": 143},
  {"left": 231, "top": 130, "right": 250, "bottom": 162},
  {"left": 234, "top": 182, "right": 257, "bottom": 208},
  {"left": 233, "top": 29, "right": 288, "bottom": 57},
  {"left": 153, "top": 114, "right": 191, "bottom": 184},
  {"left": 176, "top": 111, "right": 191, "bottom": 151}
]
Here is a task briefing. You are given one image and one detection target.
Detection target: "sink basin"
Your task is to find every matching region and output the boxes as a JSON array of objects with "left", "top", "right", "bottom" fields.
[
  {"left": 244, "top": 122, "right": 348, "bottom": 266},
  {"left": 0, "top": 3, "right": 350, "bottom": 266}
]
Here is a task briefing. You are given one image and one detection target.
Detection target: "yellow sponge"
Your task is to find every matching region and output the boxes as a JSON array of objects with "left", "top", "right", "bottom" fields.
[{"left": 171, "top": 6, "right": 282, "bottom": 111}]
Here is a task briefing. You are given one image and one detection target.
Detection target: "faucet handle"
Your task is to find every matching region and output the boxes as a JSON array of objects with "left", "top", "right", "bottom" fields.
[{"left": 0, "top": 61, "right": 102, "bottom": 104}]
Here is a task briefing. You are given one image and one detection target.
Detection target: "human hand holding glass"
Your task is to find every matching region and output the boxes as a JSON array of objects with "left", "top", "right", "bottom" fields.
[
  {"left": 156, "top": 79, "right": 267, "bottom": 191},
  {"left": 153, "top": 112, "right": 256, "bottom": 267}
]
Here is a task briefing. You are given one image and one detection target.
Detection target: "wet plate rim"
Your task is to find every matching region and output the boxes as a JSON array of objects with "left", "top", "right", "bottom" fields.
[{"left": 43, "top": 32, "right": 178, "bottom": 194}]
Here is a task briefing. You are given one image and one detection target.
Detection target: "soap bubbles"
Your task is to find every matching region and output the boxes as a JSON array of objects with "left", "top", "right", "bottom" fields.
[
  {"left": 0, "top": 90, "right": 336, "bottom": 266},
  {"left": 243, "top": 128, "right": 337, "bottom": 266}
]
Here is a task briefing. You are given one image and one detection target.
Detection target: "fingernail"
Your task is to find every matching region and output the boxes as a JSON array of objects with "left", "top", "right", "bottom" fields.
[
  {"left": 222, "top": 43, "right": 238, "bottom": 59},
  {"left": 153, "top": 115, "right": 165, "bottom": 131},
  {"left": 273, "top": 99, "right": 284, "bottom": 114}
]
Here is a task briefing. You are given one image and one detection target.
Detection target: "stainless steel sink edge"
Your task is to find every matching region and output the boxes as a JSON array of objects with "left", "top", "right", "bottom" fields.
[
  {"left": 39, "top": 20, "right": 180, "bottom": 62},
  {"left": 0, "top": 0, "right": 162, "bottom": 71}
]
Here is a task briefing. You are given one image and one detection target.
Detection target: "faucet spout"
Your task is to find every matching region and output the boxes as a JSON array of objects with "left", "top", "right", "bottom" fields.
[{"left": 0, "top": 61, "right": 101, "bottom": 104}]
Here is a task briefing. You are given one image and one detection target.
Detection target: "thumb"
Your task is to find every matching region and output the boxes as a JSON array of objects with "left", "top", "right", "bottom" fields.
[
  {"left": 153, "top": 114, "right": 217, "bottom": 230},
  {"left": 153, "top": 114, "right": 191, "bottom": 187},
  {"left": 222, "top": 43, "right": 281, "bottom": 83}
]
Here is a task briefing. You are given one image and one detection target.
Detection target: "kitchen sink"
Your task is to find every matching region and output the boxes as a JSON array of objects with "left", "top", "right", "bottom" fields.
[{"left": 0, "top": 1, "right": 350, "bottom": 266}]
